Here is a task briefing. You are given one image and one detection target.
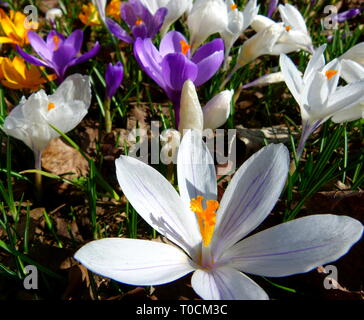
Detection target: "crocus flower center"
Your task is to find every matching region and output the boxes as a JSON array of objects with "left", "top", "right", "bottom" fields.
[
  {"left": 47, "top": 102, "right": 55, "bottom": 111},
  {"left": 190, "top": 195, "right": 219, "bottom": 247},
  {"left": 180, "top": 40, "right": 191, "bottom": 56},
  {"left": 325, "top": 70, "right": 338, "bottom": 80},
  {"left": 53, "top": 35, "right": 60, "bottom": 50},
  {"left": 135, "top": 19, "right": 143, "bottom": 26},
  {"left": 285, "top": 25, "right": 292, "bottom": 31},
  {"left": 230, "top": 4, "right": 238, "bottom": 10}
]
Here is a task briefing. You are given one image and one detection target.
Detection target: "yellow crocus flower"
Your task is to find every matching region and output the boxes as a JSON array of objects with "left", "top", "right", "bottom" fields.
[
  {"left": 106, "top": 0, "right": 122, "bottom": 20},
  {"left": 79, "top": 2, "right": 101, "bottom": 26},
  {"left": 0, "top": 9, "right": 34, "bottom": 47},
  {"left": 0, "top": 56, "right": 57, "bottom": 91}
]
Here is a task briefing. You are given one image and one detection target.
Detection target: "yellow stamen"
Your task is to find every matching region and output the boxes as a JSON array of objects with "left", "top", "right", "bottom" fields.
[
  {"left": 285, "top": 25, "right": 292, "bottom": 31},
  {"left": 47, "top": 102, "right": 55, "bottom": 111},
  {"left": 180, "top": 40, "right": 191, "bottom": 56},
  {"left": 325, "top": 70, "right": 338, "bottom": 80},
  {"left": 190, "top": 196, "right": 219, "bottom": 247},
  {"left": 135, "top": 19, "right": 143, "bottom": 26},
  {"left": 53, "top": 35, "right": 60, "bottom": 51},
  {"left": 230, "top": 4, "right": 238, "bottom": 10}
]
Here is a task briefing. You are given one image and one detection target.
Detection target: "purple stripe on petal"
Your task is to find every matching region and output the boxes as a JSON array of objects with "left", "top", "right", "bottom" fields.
[{"left": 161, "top": 53, "right": 198, "bottom": 91}]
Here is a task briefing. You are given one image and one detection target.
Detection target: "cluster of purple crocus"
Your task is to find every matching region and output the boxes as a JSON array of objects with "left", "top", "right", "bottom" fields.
[
  {"left": 17, "top": 30, "right": 100, "bottom": 82},
  {"left": 106, "top": 0, "right": 167, "bottom": 43},
  {"left": 134, "top": 31, "right": 224, "bottom": 124}
]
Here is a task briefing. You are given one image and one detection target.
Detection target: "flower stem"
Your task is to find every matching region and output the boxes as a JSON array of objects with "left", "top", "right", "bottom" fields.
[
  {"left": 34, "top": 150, "right": 43, "bottom": 202},
  {"left": 104, "top": 98, "right": 112, "bottom": 134}
]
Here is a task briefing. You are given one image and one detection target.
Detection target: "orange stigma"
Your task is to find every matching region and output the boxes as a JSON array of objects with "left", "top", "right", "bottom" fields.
[
  {"left": 230, "top": 4, "right": 238, "bottom": 10},
  {"left": 135, "top": 19, "right": 143, "bottom": 26},
  {"left": 190, "top": 196, "right": 219, "bottom": 247},
  {"left": 180, "top": 40, "right": 191, "bottom": 55},
  {"left": 285, "top": 25, "right": 292, "bottom": 31},
  {"left": 47, "top": 102, "right": 55, "bottom": 111},
  {"left": 325, "top": 70, "right": 338, "bottom": 80},
  {"left": 53, "top": 35, "right": 60, "bottom": 50}
]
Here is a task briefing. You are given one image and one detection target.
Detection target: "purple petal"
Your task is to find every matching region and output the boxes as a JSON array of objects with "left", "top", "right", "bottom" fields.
[
  {"left": 106, "top": 18, "right": 133, "bottom": 43},
  {"left": 27, "top": 31, "right": 52, "bottom": 61},
  {"left": 64, "top": 29, "right": 84, "bottom": 54},
  {"left": 105, "top": 61, "right": 124, "bottom": 98},
  {"left": 121, "top": 1, "right": 139, "bottom": 26},
  {"left": 334, "top": 8, "right": 363, "bottom": 23},
  {"left": 50, "top": 45, "right": 76, "bottom": 78},
  {"left": 267, "top": 0, "right": 279, "bottom": 18},
  {"left": 149, "top": 7, "right": 167, "bottom": 38},
  {"left": 133, "top": 38, "right": 165, "bottom": 89},
  {"left": 161, "top": 53, "right": 198, "bottom": 91},
  {"left": 193, "top": 50, "right": 224, "bottom": 87},
  {"left": 192, "top": 38, "right": 224, "bottom": 64},
  {"left": 46, "top": 30, "right": 65, "bottom": 50},
  {"left": 16, "top": 45, "right": 49, "bottom": 68},
  {"left": 69, "top": 42, "right": 100, "bottom": 67},
  {"left": 132, "top": 24, "right": 148, "bottom": 39},
  {"left": 160, "top": 31, "right": 189, "bottom": 57}
]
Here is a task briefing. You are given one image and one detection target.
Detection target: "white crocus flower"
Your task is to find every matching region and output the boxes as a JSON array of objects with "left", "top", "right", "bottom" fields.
[
  {"left": 280, "top": 45, "right": 364, "bottom": 158},
  {"left": 1, "top": 74, "right": 91, "bottom": 168},
  {"left": 221, "top": 0, "right": 259, "bottom": 69},
  {"left": 331, "top": 59, "right": 364, "bottom": 123},
  {"left": 187, "top": 0, "right": 228, "bottom": 51},
  {"left": 178, "top": 80, "right": 233, "bottom": 132},
  {"left": 251, "top": 4, "right": 314, "bottom": 55},
  {"left": 140, "top": 0, "right": 193, "bottom": 36},
  {"left": 75, "top": 130, "right": 363, "bottom": 300}
]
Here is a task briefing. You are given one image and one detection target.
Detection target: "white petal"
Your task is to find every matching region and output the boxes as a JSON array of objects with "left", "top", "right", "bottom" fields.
[
  {"left": 340, "top": 59, "right": 364, "bottom": 83},
  {"left": 339, "top": 42, "right": 364, "bottom": 66},
  {"left": 251, "top": 15, "right": 275, "bottom": 33},
  {"left": 75, "top": 238, "right": 195, "bottom": 285},
  {"left": 177, "top": 129, "right": 217, "bottom": 206},
  {"left": 115, "top": 156, "right": 201, "bottom": 257},
  {"left": 191, "top": 266, "right": 268, "bottom": 300},
  {"left": 279, "top": 54, "right": 303, "bottom": 106},
  {"left": 279, "top": 4, "right": 308, "bottom": 34},
  {"left": 178, "top": 80, "right": 204, "bottom": 132},
  {"left": 211, "top": 144, "right": 289, "bottom": 260},
  {"left": 331, "top": 102, "right": 364, "bottom": 123},
  {"left": 223, "top": 214, "right": 363, "bottom": 277},
  {"left": 303, "top": 44, "right": 326, "bottom": 83},
  {"left": 203, "top": 89, "right": 233, "bottom": 129}
]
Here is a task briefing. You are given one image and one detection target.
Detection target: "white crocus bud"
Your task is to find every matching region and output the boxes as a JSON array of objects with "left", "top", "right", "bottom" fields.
[
  {"left": 187, "top": 0, "right": 228, "bottom": 50},
  {"left": 46, "top": 8, "right": 63, "bottom": 24},
  {"left": 203, "top": 89, "right": 233, "bottom": 129},
  {"left": 243, "top": 72, "right": 285, "bottom": 89},
  {"left": 2, "top": 74, "right": 91, "bottom": 155},
  {"left": 160, "top": 129, "right": 181, "bottom": 164},
  {"left": 179, "top": 80, "right": 204, "bottom": 133}
]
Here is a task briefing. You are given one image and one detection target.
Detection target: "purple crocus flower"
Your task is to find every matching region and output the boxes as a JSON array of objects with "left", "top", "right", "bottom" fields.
[
  {"left": 106, "top": 0, "right": 167, "bottom": 44},
  {"left": 333, "top": 8, "right": 363, "bottom": 23},
  {"left": 17, "top": 30, "right": 100, "bottom": 82},
  {"left": 134, "top": 31, "right": 224, "bottom": 125},
  {"left": 267, "top": 0, "right": 278, "bottom": 18},
  {"left": 105, "top": 62, "right": 124, "bottom": 99}
]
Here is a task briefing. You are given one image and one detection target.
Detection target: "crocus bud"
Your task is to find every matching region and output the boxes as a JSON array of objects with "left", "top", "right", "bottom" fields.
[
  {"left": 178, "top": 80, "right": 204, "bottom": 133},
  {"left": 203, "top": 90, "right": 233, "bottom": 129},
  {"left": 267, "top": 0, "right": 278, "bottom": 17},
  {"left": 46, "top": 8, "right": 63, "bottom": 24},
  {"left": 105, "top": 62, "right": 124, "bottom": 99},
  {"left": 160, "top": 129, "right": 181, "bottom": 165},
  {"left": 2, "top": 74, "right": 91, "bottom": 154},
  {"left": 187, "top": 0, "right": 228, "bottom": 50},
  {"left": 243, "top": 72, "right": 285, "bottom": 89}
]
